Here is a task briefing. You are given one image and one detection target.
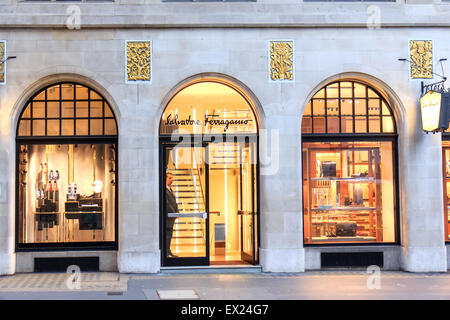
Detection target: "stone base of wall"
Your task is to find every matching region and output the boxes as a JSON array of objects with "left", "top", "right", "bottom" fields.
[
  {"left": 401, "top": 246, "right": 447, "bottom": 272},
  {"left": 260, "top": 248, "right": 305, "bottom": 273},
  {"left": 16, "top": 251, "right": 117, "bottom": 273},
  {"left": 118, "top": 250, "right": 160, "bottom": 273}
]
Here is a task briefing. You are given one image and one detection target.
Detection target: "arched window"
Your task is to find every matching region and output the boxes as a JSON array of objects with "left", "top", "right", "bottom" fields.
[
  {"left": 17, "top": 83, "right": 117, "bottom": 137},
  {"left": 16, "top": 82, "right": 118, "bottom": 249},
  {"left": 302, "top": 80, "right": 398, "bottom": 245},
  {"left": 159, "top": 78, "right": 259, "bottom": 266}
]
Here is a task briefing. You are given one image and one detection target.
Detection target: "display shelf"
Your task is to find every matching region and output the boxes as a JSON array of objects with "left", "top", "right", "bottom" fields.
[
  {"left": 305, "top": 146, "right": 383, "bottom": 242},
  {"left": 312, "top": 207, "right": 376, "bottom": 211},
  {"left": 311, "top": 177, "right": 375, "bottom": 182}
]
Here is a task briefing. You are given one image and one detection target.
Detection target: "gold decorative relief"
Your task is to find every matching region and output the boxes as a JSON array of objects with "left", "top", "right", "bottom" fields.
[
  {"left": 410, "top": 40, "right": 433, "bottom": 79},
  {"left": 0, "top": 41, "right": 5, "bottom": 84},
  {"left": 270, "top": 41, "right": 294, "bottom": 81},
  {"left": 126, "top": 41, "right": 151, "bottom": 82}
]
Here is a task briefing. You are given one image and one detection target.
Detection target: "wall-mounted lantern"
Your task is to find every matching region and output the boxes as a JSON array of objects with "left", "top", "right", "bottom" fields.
[{"left": 420, "top": 89, "right": 450, "bottom": 133}]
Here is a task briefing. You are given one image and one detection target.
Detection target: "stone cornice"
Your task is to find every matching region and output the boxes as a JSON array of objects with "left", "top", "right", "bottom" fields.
[{"left": 0, "top": 3, "right": 450, "bottom": 28}]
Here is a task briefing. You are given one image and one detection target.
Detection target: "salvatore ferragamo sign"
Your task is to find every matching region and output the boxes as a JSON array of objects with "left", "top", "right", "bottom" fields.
[{"left": 164, "top": 113, "right": 253, "bottom": 132}]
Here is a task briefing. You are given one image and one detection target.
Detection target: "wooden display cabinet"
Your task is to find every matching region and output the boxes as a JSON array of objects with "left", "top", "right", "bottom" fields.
[{"left": 303, "top": 144, "right": 383, "bottom": 243}]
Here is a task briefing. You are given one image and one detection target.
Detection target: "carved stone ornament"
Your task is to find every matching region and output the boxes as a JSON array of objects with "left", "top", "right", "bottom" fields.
[
  {"left": 0, "top": 41, "right": 5, "bottom": 84},
  {"left": 270, "top": 41, "right": 294, "bottom": 81},
  {"left": 126, "top": 41, "right": 151, "bottom": 83},
  {"left": 410, "top": 40, "right": 433, "bottom": 79}
]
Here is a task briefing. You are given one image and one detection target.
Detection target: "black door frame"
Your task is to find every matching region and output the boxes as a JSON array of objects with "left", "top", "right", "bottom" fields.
[{"left": 159, "top": 134, "right": 260, "bottom": 267}]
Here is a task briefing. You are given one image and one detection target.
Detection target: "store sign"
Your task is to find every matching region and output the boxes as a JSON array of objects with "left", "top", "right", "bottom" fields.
[
  {"left": 420, "top": 91, "right": 450, "bottom": 132},
  {"left": 163, "top": 113, "right": 252, "bottom": 132}
]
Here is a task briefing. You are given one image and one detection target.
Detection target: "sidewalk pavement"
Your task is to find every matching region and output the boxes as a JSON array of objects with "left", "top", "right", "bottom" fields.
[{"left": 1, "top": 270, "right": 450, "bottom": 300}]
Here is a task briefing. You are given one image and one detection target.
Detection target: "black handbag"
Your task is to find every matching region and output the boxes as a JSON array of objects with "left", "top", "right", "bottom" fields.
[
  {"left": 321, "top": 161, "right": 336, "bottom": 177},
  {"left": 336, "top": 222, "right": 357, "bottom": 236}
]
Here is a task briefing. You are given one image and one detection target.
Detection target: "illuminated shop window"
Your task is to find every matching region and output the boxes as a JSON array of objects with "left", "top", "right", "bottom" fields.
[
  {"left": 442, "top": 137, "right": 450, "bottom": 241},
  {"left": 302, "top": 80, "right": 398, "bottom": 245},
  {"left": 17, "top": 82, "right": 117, "bottom": 248}
]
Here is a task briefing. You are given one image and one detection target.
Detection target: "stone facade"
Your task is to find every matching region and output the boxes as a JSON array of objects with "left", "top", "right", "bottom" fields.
[{"left": 0, "top": 0, "right": 449, "bottom": 274}]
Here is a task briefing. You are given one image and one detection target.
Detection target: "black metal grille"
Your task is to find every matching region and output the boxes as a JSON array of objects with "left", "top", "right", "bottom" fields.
[
  {"left": 302, "top": 80, "right": 396, "bottom": 135},
  {"left": 17, "top": 82, "right": 117, "bottom": 138}
]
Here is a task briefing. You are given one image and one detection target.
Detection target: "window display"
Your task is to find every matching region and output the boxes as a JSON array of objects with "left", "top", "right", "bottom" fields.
[
  {"left": 442, "top": 139, "right": 450, "bottom": 241},
  {"left": 302, "top": 80, "right": 398, "bottom": 244},
  {"left": 18, "top": 144, "right": 116, "bottom": 244},
  {"left": 302, "top": 141, "right": 396, "bottom": 244},
  {"left": 16, "top": 82, "right": 118, "bottom": 248}
]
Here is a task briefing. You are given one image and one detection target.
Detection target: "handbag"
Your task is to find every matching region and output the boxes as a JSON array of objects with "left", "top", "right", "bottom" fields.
[
  {"left": 336, "top": 222, "right": 357, "bottom": 236},
  {"left": 321, "top": 161, "right": 336, "bottom": 177}
]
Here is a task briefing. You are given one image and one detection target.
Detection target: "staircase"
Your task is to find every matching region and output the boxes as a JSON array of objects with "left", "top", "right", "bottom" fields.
[{"left": 167, "top": 167, "right": 207, "bottom": 257}]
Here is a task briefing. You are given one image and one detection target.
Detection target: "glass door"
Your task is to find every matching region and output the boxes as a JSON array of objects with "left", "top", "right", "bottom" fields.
[
  {"left": 239, "top": 141, "right": 257, "bottom": 264},
  {"left": 162, "top": 143, "right": 209, "bottom": 266}
]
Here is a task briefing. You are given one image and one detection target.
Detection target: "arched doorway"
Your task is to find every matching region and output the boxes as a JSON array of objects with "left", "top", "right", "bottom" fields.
[
  {"left": 159, "top": 77, "right": 260, "bottom": 267},
  {"left": 16, "top": 82, "right": 118, "bottom": 250},
  {"left": 301, "top": 79, "right": 399, "bottom": 245}
]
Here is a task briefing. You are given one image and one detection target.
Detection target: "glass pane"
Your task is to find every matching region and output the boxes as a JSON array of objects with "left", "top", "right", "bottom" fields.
[
  {"left": 313, "top": 117, "right": 326, "bottom": 133},
  {"left": 61, "top": 84, "right": 74, "bottom": 100},
  {"left": 302, "top": 117, "right": 312, "bottom": 133},
  {"left": 326, "top": 99, "right": 339, "bottom": 116},
  {"left": 341, "top": 99, "right": 352, "bottom": 115},
  {"left": 18, "top": 143, "right": 116, "bottom": 244},
  {"left": 90, "top": 119, "right": 103, "bottom": 135},
  {"left": 105, "top": 104, "right": 114, "bottom": 118},
  {"left": 61, "top": 119, "right": 74, "bottom": 135},
  {"left": 313, "top": 88, "right": 325, "bottom": 99},
  {"left": 369, "top": 117, "right": 381, "bottom": 133},
  {"left": 47, "top": 119, "right": 60, "bottom": 136},
  {"left": 62, "top": 102, "right": 74, "bottom": 118},
  {"left": 90, "top": 90, "right": 102, "bottom": 100},
  {"left": 341, "top": 116, "right": 353, "bottom": 133},
  {"left": 47, "top": 102, "right": 60, "bottom": 118},
  {"left": 355, "top": 116, "right": 367, "bottom": 133},
  {"left": 76, "top": 85, "right": 89, "bottom": 100},
  {"left": 340, "top": 82, "right": 353, "bottom": 98},
  {"left": 32, "top": 120, "right": 45, "bottom": 136},
  {"left": 326, "top": 83, "right": 339, "bottom": 99},
  {"left": 165, "top": 146, "right": 206, "bottom": 259},
  {"left": 382, "top": 101, "right": 391, "bottom": 116},
  {"left": 33, "top": 102, "right": 45, "bottom": 118},
  {"left": 90, "top": 101, "right": 103, "bottom": 117},
  {"left": 354, "top": 83, "right": 366, "bottom": 98},
  {"left": 76, "top": 101, "right": 89, "bottom": 118},
  {"left": 304, "top": 102, "right": 312, "bottom": 116},
  {"left": 368, "top": 99, "right": 380, "bottom": 115},
  {"left": 34, "top": 90, "right": 45, "bottom": 100},
  {"left": 18, "top": 120, "right": 31, "bottom": 136},
  {"left": 327, "top": 117, "right": 339, "bottom": 133},
  {"left": 22, "top": 104, "right": 31, "bottom": 118},
  {"left": 105, "top": 119, "right": 117, "bottom": 135},
  {"left": 382, "top": 116, "right": 395, "bottom": 133},
  {"left": 302, "top": 141, "right": 396, "bottom": 244},
  {"left": 76, "top": 119, "right": 89, "bottom": 135},
  {"left": 312, "top": 99, "right": 325, "bottom": 116},
  {"left": 355, "top": 99, "right": 367, "bottom": 116},
  {"left": 368, "top": 88, "right": 379, "bottom": 98},
  {"left": 47, "top": 85, "right": 60, "bottom": 100}
]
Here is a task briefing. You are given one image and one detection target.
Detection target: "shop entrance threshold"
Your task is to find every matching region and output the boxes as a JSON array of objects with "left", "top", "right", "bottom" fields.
[{"left": 160, "top": 265, "right": 262, "bottom": 274}]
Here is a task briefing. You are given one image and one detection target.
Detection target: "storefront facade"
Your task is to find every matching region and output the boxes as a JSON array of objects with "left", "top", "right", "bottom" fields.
[{"left": 0, "top": 0, "right": 449, "bottom": 274}]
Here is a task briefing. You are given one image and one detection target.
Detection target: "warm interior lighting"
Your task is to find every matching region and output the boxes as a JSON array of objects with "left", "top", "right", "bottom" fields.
[{"left": 93, "top": 180, "right": 103, "bottom": 193}]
